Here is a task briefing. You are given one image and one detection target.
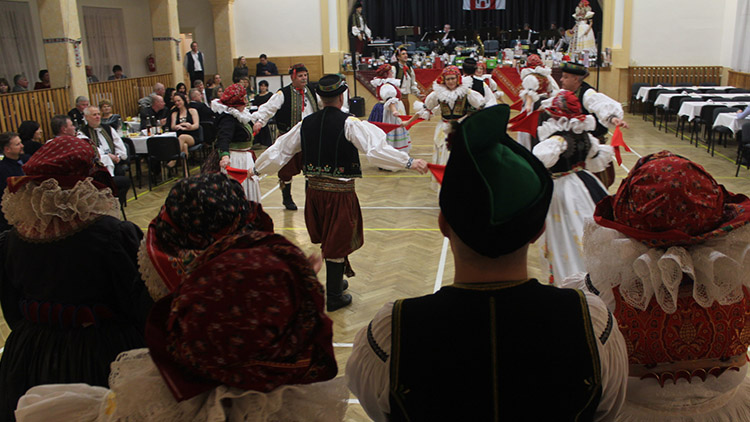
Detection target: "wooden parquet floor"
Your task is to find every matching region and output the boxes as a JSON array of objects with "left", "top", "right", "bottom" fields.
[{"left": 1, "top": 107, "right": 750, "bottom": 421}]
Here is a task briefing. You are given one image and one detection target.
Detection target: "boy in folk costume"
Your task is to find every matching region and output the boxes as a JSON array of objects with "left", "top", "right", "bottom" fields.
[{"left": 368, "top": 64, "right": 411, "bottom": 155}]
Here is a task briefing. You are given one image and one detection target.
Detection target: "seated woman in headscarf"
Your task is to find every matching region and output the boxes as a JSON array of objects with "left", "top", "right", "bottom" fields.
[
  {"left": 211, "top": 83, "right": 262, "bottom": 202},
  {"left": 0, "top": 136, "right": 153, "bottom": 421},
  {"left": 562, "top": 151, "right": 750, "bottom": 421},
  {"left": 14, "top": 174, "right": 348, "bottom": 422}
]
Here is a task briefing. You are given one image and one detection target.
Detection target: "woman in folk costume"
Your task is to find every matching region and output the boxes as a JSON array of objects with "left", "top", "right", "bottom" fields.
[
  {"left": 570, "top": 0, "right": 596, "bottom": 55},
  {"left": 474, "top": 61, "right": 503, "bottom": 101},
  {"left": 14, "top": 174, "right": 348, "bottom": 422},
  {"left": 517, "top": 54, "right": 560, "bottom": 150},
  {"left": 562, "top": 151, "right": 750, "bottom": 422},
  {"left": 532, "top": 90, "right": 613, "bottom": 283},
  {"left": 410, "top": 65, "right": 485, "bottom": 189},
  {"left": 368, "top": 64, "right": 411, "bottom": 154},
  {"left": 211, "top": 83, "right": 261, "bottom": 202}
]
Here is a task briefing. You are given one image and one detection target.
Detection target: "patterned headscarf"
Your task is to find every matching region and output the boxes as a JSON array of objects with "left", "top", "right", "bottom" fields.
[
  {"left": 595, "top": 151, "right": 750, "bottom": 247},
  {"left": 526, "top": 54, "right": 543, "bottom": 68},
  {"left": 145, "top": 173, "right": 273, "bottom": 293},
  {"left": 545, "top": 90, "right": 586, "bottom": 121},
  {"left": 376, "top": 63, "right": 392, "bottom": 79},
  {"left": 219, "top": 83, "right": 247, "bottom": 108},
  {"left": 437, "top": 65, "right": 461, "bottom": 85}
]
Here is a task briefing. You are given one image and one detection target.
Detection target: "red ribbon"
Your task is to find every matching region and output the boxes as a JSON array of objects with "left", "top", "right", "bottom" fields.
[
  {"left": 610, "top": 126, "right": 630, "bottom": 166},
  {"left": 370, "top": 121, "right": 401, "bottom": 133},
  {"left": 397, "top": 115, "right": 425, "bottom": 130}
]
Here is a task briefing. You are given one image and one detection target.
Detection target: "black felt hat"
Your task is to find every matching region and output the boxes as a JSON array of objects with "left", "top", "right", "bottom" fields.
[
  {"left": 561, "top": 62, "right": 589, "bottom": 76},
  {"left": 316, "top": 74, "right": 349, "bottom": 98},
  {"left": 289, "top": 63, "right": 308, "bottom": 76},
  {"left": 439, "top": 105, "right": 553, "bottom": 257}
]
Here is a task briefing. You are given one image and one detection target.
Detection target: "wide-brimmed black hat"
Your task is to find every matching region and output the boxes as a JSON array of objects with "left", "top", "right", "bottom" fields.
[
  {"left": 316, "top": 74, "right": 349, "bottom": 98},
  {"left": 439, "top": 105, "right": 553, "bottom": 257},
  {"left": 561, "top": 62, "right": 589, "bottom": 76}
]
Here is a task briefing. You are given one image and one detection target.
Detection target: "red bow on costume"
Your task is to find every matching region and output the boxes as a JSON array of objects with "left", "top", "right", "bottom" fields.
[{"left": 610, "top": 126, "right": 630, "bottom": 165}]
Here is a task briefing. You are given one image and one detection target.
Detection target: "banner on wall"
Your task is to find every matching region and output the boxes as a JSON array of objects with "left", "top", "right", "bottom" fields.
[{"left": 462, "top": 0, "right": 506, "bottom": 10}]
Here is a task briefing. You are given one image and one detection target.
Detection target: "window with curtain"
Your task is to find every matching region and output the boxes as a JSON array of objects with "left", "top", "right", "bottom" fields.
[
  {"left": 0, "top": 1, "right": 41, "bottom": 88},
  {"left": 732, "top": 0, "right": 750, "bottom": 73},
  {"left": 82, "top": 6, "right": 129, "bottom": 82}
]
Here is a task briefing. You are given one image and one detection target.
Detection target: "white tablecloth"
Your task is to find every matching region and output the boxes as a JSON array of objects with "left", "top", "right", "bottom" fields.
[
  {"left": 127, "top": 132, "right": 177, "bottom": 154},
  {"left": 124, "top": 120, "right": 141, "bottom": 132},
  {"left": 677, "top": 101, "right": 749, "bottom": 121},
  {"left": 636, "top": 85, "right": 736, "bottom": 101},
  {"left": 654, "top": 92, "right": 750, "bottom": 108},
  {"left": 712, "top": 113, "right": 750, "bottom": 134}
]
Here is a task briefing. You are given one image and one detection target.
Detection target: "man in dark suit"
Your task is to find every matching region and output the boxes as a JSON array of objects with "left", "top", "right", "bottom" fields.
[
  {"left": 189, "top": 88, "right": 215, "bottom": 123},
  {"left": 255, "top": 54, "right": 278, "bottom": 76},
  {"left": 185, "top": 41, "right": 205, "bottom": 85}
]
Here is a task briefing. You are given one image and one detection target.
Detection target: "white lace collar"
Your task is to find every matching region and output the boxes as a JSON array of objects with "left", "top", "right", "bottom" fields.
[
  {"left": 520, "top": 66, "right": 552, "bottom": 79},
  {"left": 537, "top": 115, "right": 596, "bottom": 140},
  {"left": 371, "top": 77, "right": 401, "bottom": 88},
  {"left": 211, "top": 99, "right": 252, "bottom": 125},
  {"left": 583, "top": 219, "right": 750, "bottom": 313},
  {"left": 430, "top": 77, "right": 472, "bottom": 108}
]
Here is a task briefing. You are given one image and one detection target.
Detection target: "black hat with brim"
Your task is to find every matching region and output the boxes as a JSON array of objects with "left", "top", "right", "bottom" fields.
[
  {"left": 439, "top": 105, "right": 553, "bottom": 257},
  {"left": 561, "top": 62, "right": 589, "bottom": 76},
  {"left": 316, "top": 74, "right": 349, "bottom": 98}
]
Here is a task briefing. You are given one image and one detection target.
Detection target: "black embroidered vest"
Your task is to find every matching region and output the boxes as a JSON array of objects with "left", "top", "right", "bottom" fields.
[
  {"left": 389, "top": 280, "right": 603, "bottom": 422},
  {"left": 301, "top": 107, "right": 361, "bottom": 178},
  {"left": 439, "top": 96, "right": 469, "bottom": 121},
  {"left": 548, "top": 131, "right": 592, "bottom": 174},
  {"left": 276, "top": 85, "right": 319, "bottom": 133},
  {"left": 577, "top": 82, "right": 609, "bottom": 138}
]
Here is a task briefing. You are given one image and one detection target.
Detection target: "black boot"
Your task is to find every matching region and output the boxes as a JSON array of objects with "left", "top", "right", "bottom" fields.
[
  {"left": 280, "top": 181, "right": 297, "bottom": 211},
  {"left": 326, "top": 260, "right": 352, "bottom": 312}
]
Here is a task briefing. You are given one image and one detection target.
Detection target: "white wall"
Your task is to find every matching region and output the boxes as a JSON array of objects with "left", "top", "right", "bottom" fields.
[
  {"left": 630, "top": 0, "right": 736, "bottom": 66},
  {"left": 177, "top": 0, "right": 217, "bottom": 76},
  {"left": 233, "top": 0, "right": 323, "bottom": 57}
]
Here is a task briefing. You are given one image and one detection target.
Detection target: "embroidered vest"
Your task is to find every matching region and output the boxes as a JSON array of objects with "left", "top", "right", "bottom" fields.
[
  {"left": 389, "top": 280, "right": 603, "bottom": 422},
  {"left": 439, "top": 96, "right": 469, "bottom": 121},
  {"left": 301, "top": 107, "right": 361, "bottom": 178},
  {"left": 81, "top": 124, "right": 115, "bottom": 153},
  {"left": 548, "top": 131, "right": 591, "bottom": 174},
  {"left": 276, "top": 85, "right": 319, "bottom": 133},
  {"left": 576, "top": 82, "right": 609, "bottom": 138},
  {"left": 612, "top": 282, "right": 750, "bottom": 386}
]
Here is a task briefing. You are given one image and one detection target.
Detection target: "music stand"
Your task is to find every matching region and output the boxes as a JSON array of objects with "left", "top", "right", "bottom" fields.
[{"left": 396, "top": 26, "right": 420, "bottom": 45}]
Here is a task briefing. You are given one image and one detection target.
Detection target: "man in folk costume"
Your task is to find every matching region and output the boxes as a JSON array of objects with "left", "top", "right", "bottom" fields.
[
  {"left": 408, "top": 65, "right": 486, "bottom": 190},
  {"left": 390, "top": 47, "right": 421, "bottom": 115},
  {"left": 562, "top": 151, "right": 750, "bottom": 421},
  {"left": 254, "top": 75, "right": 428, "bottom": 312},
  {"left": 532, "top": 90, "right": 613, "bottom": 283},
  {"left": 251, "top": 63, "right": 318, "bottom": 210},
  {"left": 461, "top": 57, "right": 497, "bottom": 108},
  {"left": 555, "top": 61, "right": 627, "bottom": 188},
  {"left": 349, "top": 1, "right": 371, "bottom": 55},
  {"left": 516, "top": 53, "right": 560, "bottom": 150},
  {"left": 347, "top": 105, "right": 628, "bottom": 421}
]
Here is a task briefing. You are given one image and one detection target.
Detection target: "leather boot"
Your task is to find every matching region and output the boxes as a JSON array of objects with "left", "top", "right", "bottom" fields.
[
  {"left": 326, "top": 260, "right": 352, "bottom": 312},
  {"left": 280, "top": 181, "right": 297, "bottom": 211}
]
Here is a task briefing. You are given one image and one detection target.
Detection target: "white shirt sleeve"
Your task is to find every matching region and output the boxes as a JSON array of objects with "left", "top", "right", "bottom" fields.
[
  {"left": 585, "top": 134, "right": 614, "bottom": 173},
  {"left": 415, "top": 92, "right": 440, "bottom": 120},
  {"left": 346, "top": 117, "right": 410, "bottom": 170},
  {"left": 481, "top": 80, "right": 497, "bottom": 107},
  {"left": 532, "top": 135, "right": 567, "bottom": 168},
  {"left": 250, "top": 90, "right": 284, "bottom": 126},
  {"left": 582, "top": 89, "right": 624, "bottom": 129},
  {"left": 467, "top": 90, "right": 488, "bottom": 110},
  {"left": 408, "top": 68, "right": 420, "bottom": 96},
  {"left": 346, "top": 301, "right": 394, "bottom": 422},
  {"left": 111, "top": 129, "right": 127, "bottom": 160},
  {"left": 253, "top": 121, "right": 302, "bottom": 175}
]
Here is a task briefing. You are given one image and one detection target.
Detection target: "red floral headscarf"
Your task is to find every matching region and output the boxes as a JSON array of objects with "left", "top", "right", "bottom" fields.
[
  {"left": 219, "top": 83, "right": 247, "bottom": 108},
  {"left": 526, "top": 54, "right": 543, "bottom": 68},
  {"left": 545, "top": 90, "right": 586, "bottom": 121},
  {"left": 437, "top": 65, "right": 461, "bottom": 84},
  {"left": 376, "top": 63, "right": 392, "bottom": 79}
]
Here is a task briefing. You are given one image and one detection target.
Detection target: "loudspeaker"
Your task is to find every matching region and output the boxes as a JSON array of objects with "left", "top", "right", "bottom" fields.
[{"left": 349, "top": 96, "right": 365, "bottom": 117}]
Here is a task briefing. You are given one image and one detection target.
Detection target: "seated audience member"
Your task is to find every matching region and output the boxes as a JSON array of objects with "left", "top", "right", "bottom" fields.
[
  {"left": 564, "top": 151, "right": 750, "bottom": 421},
  {"left": 0, "top": 136, "right": 153, "bottom": 421},
  {"left": 80, "top": 106, "right": 130, "bottom": 205},
  {"left": 256, "top": 53, "right": 278, "bottom": 76},
  {"left": 85, "top": 65, "right": 98, "bottom": 83},
  {"left": 107, "top": 64, "right": 127, "bottom": 80},
  {"left": 0, "top": 132, "right": 25, "bottom": 231},
  {"left": 209, "top": 85, "right": 224, "bottom": 104},
  {"left": 99, "top": 99, "right": 122, "bottom": 131},
  {"left": 193, "top": 79, "right": 209, "bottom": 106},
  {"left": 211, "top": 73, "right": 223, "bottom": 89},
  {"left": 139, "top": 94, "right": 168, "bottom": 130},
  {"left": 11, "top": 74, "right": 29, "bottom": 92},
  {"left": 33, "top": 70, "right": 50, "bottom": 90},
  {"left": 347, "top": 105, "right": 628, "bottom": 421},
  {"left": 49, "top": 114, "right": 77, "bottom": 141},
  {"left": 0, "top": 78, "right": 10, "bottom": 94},
  {"left": 169, "top": 92, "right": 200, "bottom": 176},
  {"left": 238, "top": 76, "right": 254, "bottom": 102},
  {"left": 176, "top": 82, "right": 187, "bottom": 95},
  {"left": 67, "top": 96, "right": 89, "bottom": 129},
  {"left": 232, "top": 56, "right": 249, "bottom": 82},
  {"left": 14, "top": 174, "right": 347, "bottom": 422},
  {"left": 251, "top": 80, "right": 273, "bottom": 147},
  {"left": 188, "top": 88, "right": 214, "bottom": 123},
  {"left": 164, "top": 87, "right": 176, "bottom": 113},
  {"left": 17, "top": 120, "right": 44, "bottom": 157},
  {"left": 737, "top": 104, "right": 750, "bottom": 120}
]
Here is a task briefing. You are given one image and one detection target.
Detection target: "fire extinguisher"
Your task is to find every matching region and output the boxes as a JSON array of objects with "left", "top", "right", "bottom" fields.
[{"left": 147, "top": 54, "right": 156, "bottom": 73}]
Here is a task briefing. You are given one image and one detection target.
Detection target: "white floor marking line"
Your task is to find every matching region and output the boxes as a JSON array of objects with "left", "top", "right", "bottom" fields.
[
  {"left": 348, "top": 399, "right": 361, "bottom": 404},
  {"left": 434, "top": 237, "right": 450, "bottom": 293},
  {"left": 260, "top": 184, "right": 279, "bottom": 201},
  {"left": 333, "top": 342, "right": 353, "bottom": 348}
]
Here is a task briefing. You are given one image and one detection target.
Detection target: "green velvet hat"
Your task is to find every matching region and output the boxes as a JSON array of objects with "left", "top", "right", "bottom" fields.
[
  {"left": 316, "top": 74, "right": 349, "bottom": 98},
  {"left": 439, "top": 105, "right": 553, "bottom": 257}
]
